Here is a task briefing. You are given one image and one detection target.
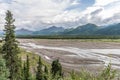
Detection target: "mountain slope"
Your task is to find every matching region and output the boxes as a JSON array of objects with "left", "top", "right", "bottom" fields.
[
  {"left": 61, "top": 23, "right": 120, "bottom": 35},
  {"left": 15, "top": 28, "right": 33, "bottom": 35},
  {"left": 62, "top": 23, "right": 98, "bottom": 35},
  {"left": 33, "top": 26, "right": 64, "bottom": 35},
  {"left": 95, "top": 23, "right": 120, "bottom": 35}
]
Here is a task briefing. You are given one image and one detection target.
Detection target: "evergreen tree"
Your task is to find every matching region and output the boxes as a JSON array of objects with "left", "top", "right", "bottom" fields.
[
  {"left": 19, "top": 57, "right": 23, "bottom": 80},
  {"left": 44, "top": 65, "right": 49, "bottom": 80},
  {"left": 22, "top": 62, "right": 26, "bottom": 80},
  {"left": 2, "top": 10, "right": 20, "bottom": 80},
  {"left": 0, "top": 55, "right": 9, "bottom": 80},
  {"left": 51, "top": 59, "right": 63, "bottom": 78},
  {"left": 36, "top": 56, "right": 44, "bottom": 80},
  {"left": 44, "top": 65, "right": 48, "bottom": 75},
  {"left": 23, "top": 55, "right": 31, "bottom": 80},
  {"left": 26, "top": 55, "right": 30, "bottom": 80}
]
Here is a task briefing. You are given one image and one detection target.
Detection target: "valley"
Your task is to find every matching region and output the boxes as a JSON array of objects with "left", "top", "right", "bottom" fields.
[{"left": 18, "top": 39, "right": 120, "bottom": 72}]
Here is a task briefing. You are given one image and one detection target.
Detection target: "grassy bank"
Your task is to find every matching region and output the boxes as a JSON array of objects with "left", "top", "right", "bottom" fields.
[
  {"left": 16, "top": 35, "right": 120, "bottom": 39},
  {"left": 16, "top": 35, "right": 120, "bottom": 42},
  {"left": 18, "top": 48, "right": 119, "bottom": 80},
  {"left": 0, "top": 45, "right": 119, "bottom": 80}
]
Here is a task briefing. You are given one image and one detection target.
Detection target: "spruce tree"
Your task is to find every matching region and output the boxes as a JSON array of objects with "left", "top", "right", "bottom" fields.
[
  {"left": 44, "top": 65, "right": 48, "bottom": 75},
  {"left": 44, "top": 65, "right": 48, "bottom": 80},
  {"left": 23, "top": 55, "right": 31, "bottom": 80},
  {"left": 26, "top": 55, "right": 30, "bottom": 80},
  {"left": 22, "top": 62, "right": 26, "bottom": 80},
  {"left": 36, "top": 56, "right": 44, "bottom": 80},
  {"left": 51, "top": 59, "right": 63, "bottom": 78},
  {"left": 0, "top": 55, "right": 9, "bottom": 80},
  {"left": 2, "top": 10, "right": 20, "bottom": 80},
  {"left": 19, "top": 57, "right": 23, "bottom": 80}
]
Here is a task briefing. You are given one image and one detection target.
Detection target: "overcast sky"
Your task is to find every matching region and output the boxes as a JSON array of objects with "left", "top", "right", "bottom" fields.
[{"left": 0, "top": 0, "right": 120, "bottom": 30}]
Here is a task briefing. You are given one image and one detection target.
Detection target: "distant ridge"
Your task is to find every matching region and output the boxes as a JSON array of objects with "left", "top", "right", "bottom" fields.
[
  {"left": 95, "top": 23, "right": 120, "bottom": 35},
  {"left": 0, "top": 23, "right": 120, "bottom": 36},
  {"left": 61, "top": 23, "right": 98, "bottom": 35},
  {"left": 15, "top": 28, "right": 33, "bottom": 35},
  {"left": 60, "top": 23, "right": 120, "bottom": 35},
  {"left": 33, "top": 26, "right": 65, "bottom": 35}
]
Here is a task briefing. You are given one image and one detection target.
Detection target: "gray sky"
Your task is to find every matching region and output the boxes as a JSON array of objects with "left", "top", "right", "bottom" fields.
[{"left": 0, "top": 0, "right": 120, "bottom": 30}]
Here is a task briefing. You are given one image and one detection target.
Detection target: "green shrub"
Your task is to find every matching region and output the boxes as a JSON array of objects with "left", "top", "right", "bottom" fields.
[{"left": 65, "top": 64, "right": 116, "bottom": 80}]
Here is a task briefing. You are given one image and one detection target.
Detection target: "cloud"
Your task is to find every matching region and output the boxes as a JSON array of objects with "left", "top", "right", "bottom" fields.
[
  {"left": 90, "top": 8, "right": 103, "bottom": 15},
  {"left": 94, "top": 0, "right": 118, "bottom": 6},
  {"left": 0, "top": 0, "right": 120, "bottom": 30},
  {"left": 75, "top": 0, "right": 120, "bottom": 26},
  {"left": 71, "top": 0, "right": 80, "bottom": 5}
]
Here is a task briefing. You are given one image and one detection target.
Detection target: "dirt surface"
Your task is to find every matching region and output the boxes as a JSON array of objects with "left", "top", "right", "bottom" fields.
[
  {"left": 18, "top": 39, "right": 120, "bottom": 72},
  {"left": 18, "top": 39, "right": 120, "bottom": 49}
]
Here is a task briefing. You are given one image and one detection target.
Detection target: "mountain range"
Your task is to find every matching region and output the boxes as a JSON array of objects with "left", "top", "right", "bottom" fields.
[
  {"left": 33, "top": 26, "right": 64, "bottom": 35},
  {"left": 0, "top": 23, "right": 120, "bottom": 36},
  {"left": 61, "top": 23, "right": 120, "bottom": 35}
]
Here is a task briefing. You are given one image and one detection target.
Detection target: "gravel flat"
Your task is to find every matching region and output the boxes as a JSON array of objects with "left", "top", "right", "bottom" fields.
[{"left": 18, "top": 39, "right": 120, "bottom": 72}]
